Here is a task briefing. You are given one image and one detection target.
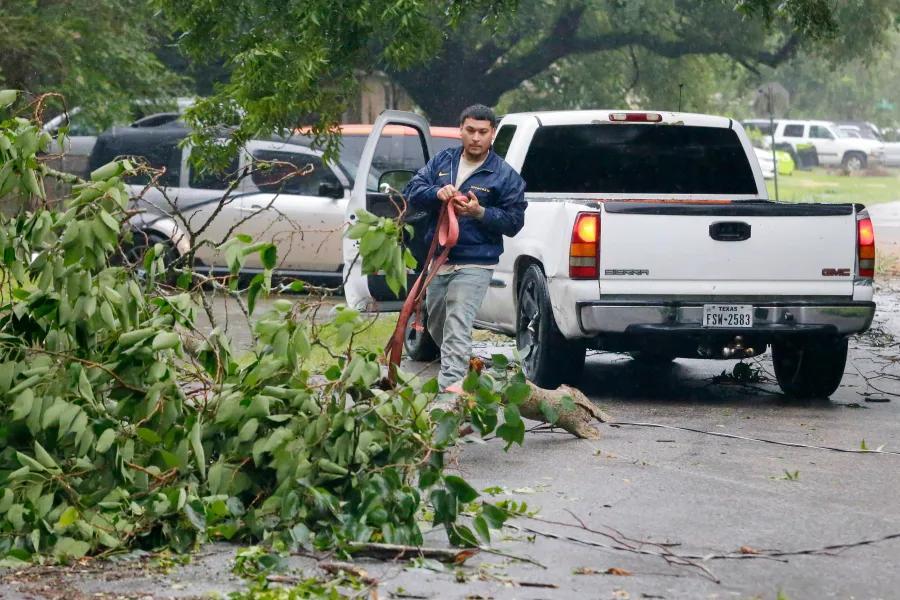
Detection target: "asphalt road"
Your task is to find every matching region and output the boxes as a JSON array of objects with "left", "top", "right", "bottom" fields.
[{"left": 3, "top": 288, "right": 900, "bottom": 600}]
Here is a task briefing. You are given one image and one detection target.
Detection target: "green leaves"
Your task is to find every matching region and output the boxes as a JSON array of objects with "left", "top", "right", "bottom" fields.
[
  {"left": 189, "top": 420, "right": 206, "bottom": 478},
  {"left": 472, "top": 502, "right": 509, "bottom": 544},
  {"left": 260, "top": 244, "right": 277, "bottom": 270},
  {"left": 0, "top": 90, "right": 17, "bottom": 108},
  {"left": 151, "top": 331, "right": 181, "bottom": 351},
  {"left": 53, "top": 537, "right": 91, "bottom": 560},
  {"left": 538, "top": 400, "right": 559, "bottom": 426},
  {"left": 0, "top": 118, "right": 49, "bottom": 201},
  {"left": 430, "top": 488, "right": 457, "bottom": 524},
  {"left": 348, "top": 209, "right": 409, "bottom": 297},
  {"left": 445, "top": 476, "right": 479, "bottom": 503},
  {"left": 504, "top": 380, "right": 531, "bottom": 405},
  {"left": 33, "top": 441, "right": 59, "bottom": 472},
  {"left": 0, "top": 107, "right": 542, "bottom": 566},
  {"left": 55, "top": 507, "right": 78, "bottom": 530},
  {"left": 10, "top": 389, "right": 34, "bottom": 420},
  {"left": 95, "top": 429, "right": 117, "bottom": 453},
  {"left": 90, "top": 160, "right": 128, "bottom": 182},
  {"left": 496, "top": 405, "right": 526, "bottom": 449},
  {"left": 247, "top": 274, "right": 266, "bottom": 315}
]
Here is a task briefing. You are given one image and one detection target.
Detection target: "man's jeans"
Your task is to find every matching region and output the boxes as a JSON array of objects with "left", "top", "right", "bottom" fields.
[{"left": 426, "top": 267, "right": 493, "bottom": 390}]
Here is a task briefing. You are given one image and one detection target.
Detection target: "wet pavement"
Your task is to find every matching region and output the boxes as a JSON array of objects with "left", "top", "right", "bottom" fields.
[{"left": 4, "top": 245, "right": 900, "bottom": 599}]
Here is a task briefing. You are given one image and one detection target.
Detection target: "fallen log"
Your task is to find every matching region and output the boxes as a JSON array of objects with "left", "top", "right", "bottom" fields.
[
  {"left": 345, "top": 542, "right": 479, "bottom": 563},
  {"left": 518, "top": 382, "right": 613, "bottom": 440}
]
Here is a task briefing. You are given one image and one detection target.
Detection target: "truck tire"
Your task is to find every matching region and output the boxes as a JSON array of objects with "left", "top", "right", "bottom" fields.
[
  {"left": 841, "top": 152, "right": 867, "bottom": 172},
  {"left": 404, "top": 306, "right": 439, "bottom": 361},
  {"left": 772, "top": 337, "right": 848, "bottom": 399},
  {"left": 516, "top": 264, "right": 586, "bottom": 388}
]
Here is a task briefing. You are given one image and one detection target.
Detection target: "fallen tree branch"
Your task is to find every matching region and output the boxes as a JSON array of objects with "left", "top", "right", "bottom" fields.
[
  {"left": 612, "top": 422, "right": 900, "bottom": 455},
  {"left": 518, "top": 382, "right": 613, "bottom": 440},
  {"left": 345, "top": 542, "right": 478, "bottom": 563},
  {"left": 522, "top": 512, "right": 720, "bottom": 581},
  {"left": 518, "top": 581, "right": 558, "bottom": 589},
  {"left": 851, "top": 359, "right": 900, "bottom": 398},
  {"left": 318, "top": 561, "right": 379, "bottom": 585},
  {"left": 692, "top": 531, "right": 900, "bottom": 562},
  {"left": 519, "top": 524, "right": 719, "bottom": 583},
  {"left": 525, "top": 511, "right": 900, "bottom": 576},
  {"left": 37, "top": 163, "right": 87, "bottom": 187}
]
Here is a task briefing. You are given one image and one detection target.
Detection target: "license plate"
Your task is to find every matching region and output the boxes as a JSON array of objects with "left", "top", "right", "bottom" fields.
[{"left": 702, "top": 304, "right": 753, "bottom": 328}]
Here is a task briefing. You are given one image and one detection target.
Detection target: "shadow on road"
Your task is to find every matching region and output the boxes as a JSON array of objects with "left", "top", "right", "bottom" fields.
[{"left": 575, "top": 352, "right": 843, "bottom": 412}]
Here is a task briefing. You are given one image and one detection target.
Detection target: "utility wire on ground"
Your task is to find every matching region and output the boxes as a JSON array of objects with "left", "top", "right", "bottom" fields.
[{"left": 611, "top": 421, "right": 900, "bottom": 455}]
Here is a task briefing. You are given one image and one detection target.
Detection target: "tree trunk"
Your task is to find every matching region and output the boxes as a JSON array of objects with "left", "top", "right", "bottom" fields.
[
  {"left": 518, "top": 382, "right": 612, "bottom": 440},
  {"left": 390, "top": 61, "right": 497, "bottom": 125},
  {"left": 386, "top": 7, "right": 803, "bottom": 124}
]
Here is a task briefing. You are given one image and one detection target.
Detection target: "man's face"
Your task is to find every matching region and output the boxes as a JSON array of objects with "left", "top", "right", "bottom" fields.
[{"left": 460, "top": 118, "right": 494, "bottom": 161}]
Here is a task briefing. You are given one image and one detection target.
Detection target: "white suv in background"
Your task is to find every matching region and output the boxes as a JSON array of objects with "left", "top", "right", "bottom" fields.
[{"left": 773, "top": 120, "right": 884, "bottom": 171}]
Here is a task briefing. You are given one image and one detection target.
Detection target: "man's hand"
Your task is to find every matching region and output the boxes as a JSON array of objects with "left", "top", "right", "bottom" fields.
[
  {"left": 453, "top": 191, "right": 485, "bottom": 218},
  {"left": 437, "top": 184, "right": 460, "bottom": 202}
]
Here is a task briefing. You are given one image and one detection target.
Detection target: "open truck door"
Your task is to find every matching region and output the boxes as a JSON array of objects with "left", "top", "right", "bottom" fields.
[{"left": 343, "top": 111, "right": 436, "bottom": 311}]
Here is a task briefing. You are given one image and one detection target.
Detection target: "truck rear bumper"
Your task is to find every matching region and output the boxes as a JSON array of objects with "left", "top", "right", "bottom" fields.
[{"left": 577, "top": 301, "right": 875, "bottom": 337}]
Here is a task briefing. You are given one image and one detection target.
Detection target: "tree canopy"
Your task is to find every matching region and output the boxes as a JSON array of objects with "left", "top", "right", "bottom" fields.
[
  {"left": 3, "top": 0, "right": 897, "bottom": 147},
  {"left": 764, "top": 29, "right": 900, "bottom": 127},
  {"left": 153, "top": 0, "right": 898, "bottom": 154},
  {"left": 388, "top": 0, "right": 900, "bottom": 123},
  {"left": 496, "top": 18, "right": 900, "bottom": 128},
  {"left": 0, "top": 0, "right": 184, "bottom": 126},
  {"left": 157, "top": 0, "right": 516, "bottom": 160}
]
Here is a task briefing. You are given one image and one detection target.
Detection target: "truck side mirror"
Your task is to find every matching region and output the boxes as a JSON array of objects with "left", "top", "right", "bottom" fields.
[{"left": 378, "top": 169, "right": 415, "bottom": 194}]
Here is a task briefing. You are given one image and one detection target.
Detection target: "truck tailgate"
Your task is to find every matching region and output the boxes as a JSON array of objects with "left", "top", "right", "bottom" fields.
[{"left": 598, "top": 202, "right": 857, "bottom": 298}]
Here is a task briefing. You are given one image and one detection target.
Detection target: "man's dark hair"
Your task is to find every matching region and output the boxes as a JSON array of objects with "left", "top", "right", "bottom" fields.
[{"left": 459, "top": 104, "right": 497, "bottom": 128}]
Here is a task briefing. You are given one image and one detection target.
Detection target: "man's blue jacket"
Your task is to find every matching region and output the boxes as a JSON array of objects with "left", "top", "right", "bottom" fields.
[{"left": 404, "top": 146, "right": 527, "bottom": 265}]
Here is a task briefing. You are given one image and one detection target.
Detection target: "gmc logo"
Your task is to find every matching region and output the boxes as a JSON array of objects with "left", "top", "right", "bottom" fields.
[
  {"left": 605, "top": 269, "right": 650, "bottom": 276},
  {"left": 822, "top": 268, "right": 851, "bottom": 277}
]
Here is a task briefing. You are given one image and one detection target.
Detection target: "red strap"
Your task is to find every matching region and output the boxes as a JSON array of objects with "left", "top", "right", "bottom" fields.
[{"left": 385, "top": 197, "right": 461, "bottom": 384}]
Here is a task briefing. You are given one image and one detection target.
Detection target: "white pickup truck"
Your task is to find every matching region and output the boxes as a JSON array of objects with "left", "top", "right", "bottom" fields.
[
  {"left": 344, "top": 110, "right": 876, "bottom": 399},
  {"left": 773, "top": 120, "right": 885, "bottom": 171}
]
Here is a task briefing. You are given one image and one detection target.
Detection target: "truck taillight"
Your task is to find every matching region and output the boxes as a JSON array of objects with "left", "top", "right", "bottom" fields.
[
  {"left": 857, "top": 213, "right": 875, "bottom": 279},
  {"left": 570, "top": 213, "right": 599, "bottom": 279},
  {"left": 609, "top": 112, "right": 662, "bottom": 123}
]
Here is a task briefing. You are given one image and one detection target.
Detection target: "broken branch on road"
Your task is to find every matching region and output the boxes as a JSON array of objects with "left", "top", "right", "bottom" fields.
[{"left": 611, "top": 421, "right": 900, "bottom": 455}]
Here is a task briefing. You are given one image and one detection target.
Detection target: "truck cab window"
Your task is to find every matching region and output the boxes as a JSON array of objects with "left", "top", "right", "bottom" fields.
[
  {"left": 493, "top": 125, "right": 517, "bottom": 158},
  {"left": 521, "top": 124, "right": 757, "bottom": 195},
  {"left": 251, "top": 150, "right": 340, "bottom": 196},
  {"left": 809, "top": 126, "right": 834, "bottom": 140},
  {"left": 189, "top": 155, "right": 240, "bottom": 190}
]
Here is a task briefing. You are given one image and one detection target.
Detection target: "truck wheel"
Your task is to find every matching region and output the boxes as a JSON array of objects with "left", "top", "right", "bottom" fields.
[
  {"left": 404, "top": 306, "right": 439, "bottom": 361},
  {"left": 842, "top": 152, "right": 866, "bottom": 172},
  {"left": 772, "top": 337, "right": 848, "bottom": 398},
  {"left": 516, "top": 264, "right": 586, "bottom": 388}
]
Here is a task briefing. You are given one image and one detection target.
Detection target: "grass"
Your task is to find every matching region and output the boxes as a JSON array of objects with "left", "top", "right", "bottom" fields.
[
  {"left": 307, "top": 313, "right": 399, "bottom": 371},
  {"left": 765, "top": 167, "right": 900, "bottom": 206}
]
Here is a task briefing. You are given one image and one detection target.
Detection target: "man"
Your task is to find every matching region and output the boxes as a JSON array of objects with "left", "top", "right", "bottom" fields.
[{"left": 404, "top": 104, "right": 527, "bottom": 391}]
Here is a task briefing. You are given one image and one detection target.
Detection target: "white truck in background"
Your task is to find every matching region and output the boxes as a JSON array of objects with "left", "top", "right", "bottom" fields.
[
  {"left": 344, "top": 110, "right": 876, "bottom": 399},
  {"left": 772, "top": 119, "right": 885, "bottom": 171}
]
